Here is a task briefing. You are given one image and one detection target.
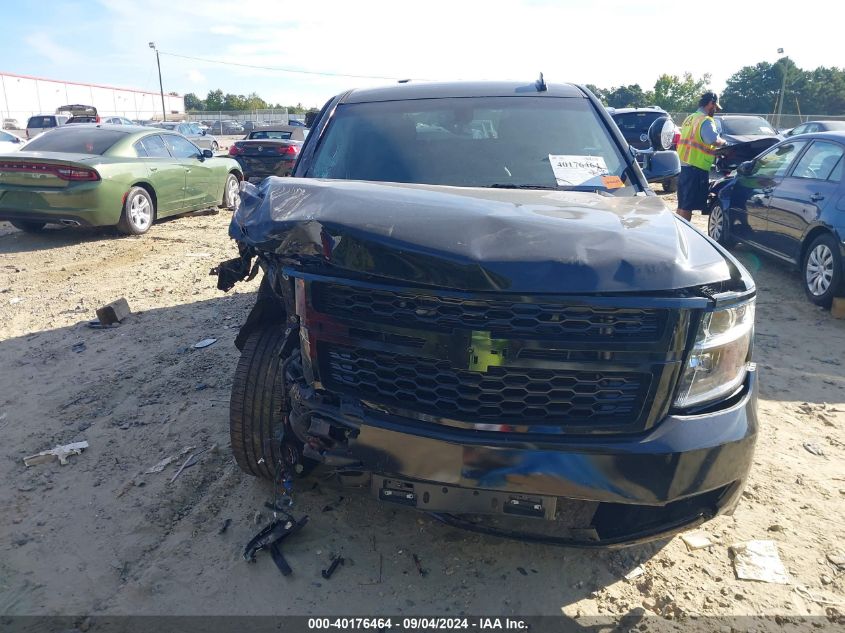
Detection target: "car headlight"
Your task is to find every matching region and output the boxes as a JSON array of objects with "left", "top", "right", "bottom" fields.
[{"left": 674, "top": 300, "right": 755, "bottom": 408}]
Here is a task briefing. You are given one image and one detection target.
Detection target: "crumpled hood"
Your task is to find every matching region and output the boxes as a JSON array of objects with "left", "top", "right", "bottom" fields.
[{"left": 230, "top": 178, "right": 731, "bottom": 293}]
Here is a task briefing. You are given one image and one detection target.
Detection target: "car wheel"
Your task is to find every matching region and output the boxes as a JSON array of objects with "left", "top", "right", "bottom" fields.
[
  {"left": 10, "top": 220, "right": 46, "bottom": 233},
  {"left": 803, "top": 233, "right": 843, "bottom": 308},
  {"left": 230, "top": 327, "right": 303, "bottom": 480},
  {"left": 118, "top": 187, "right": 155, "bottom": 235},
  {"left": 211, "top": 141, "right": 219, "bottom": 152},
  {"left": 662, "top": 176, "right": 677, "bottom": 193},
  {"left": 707, "top": 203, "right": 736, "bottom": 248},
  {"left": 223, "top": 173, "right": 240, "bottom": 210}
]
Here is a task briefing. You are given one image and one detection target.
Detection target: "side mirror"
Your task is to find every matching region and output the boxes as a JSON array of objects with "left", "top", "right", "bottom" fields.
[
  {"left": 645, "top": 150, "right": 681, "bottom": 181},
  {"left": 737, "top": 160, "right": 754, "bottom": 176},
  {"left": 200, "top": 130, "right": 206, "bottom": 136},
  {"left": 201, "top": 149, "right": 214, "bottom": 159},
  {"left": 648, "top": 116, "right": 676, "bottom": 151}
]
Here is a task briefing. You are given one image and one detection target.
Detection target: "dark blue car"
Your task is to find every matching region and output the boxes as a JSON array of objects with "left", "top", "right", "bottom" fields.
[{"left": 708, "top": 131, "right": 845, "bottom": 306}]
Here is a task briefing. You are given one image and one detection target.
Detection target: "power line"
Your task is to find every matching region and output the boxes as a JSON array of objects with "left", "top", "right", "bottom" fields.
[{"left": 158, "top": 50, "right": 429, "bottom": 82}]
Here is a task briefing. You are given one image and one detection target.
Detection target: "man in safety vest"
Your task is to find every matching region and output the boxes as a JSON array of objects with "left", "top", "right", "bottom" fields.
[{"left": 676, "top": 92, "right": 727, "bottom": 221}]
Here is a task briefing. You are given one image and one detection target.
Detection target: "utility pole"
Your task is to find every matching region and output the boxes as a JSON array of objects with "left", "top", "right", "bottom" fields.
[
  {"left": 776, "top": 48, "right": 787, "bottom": 129},
  {"left": 149, "top": 42, "right": 166, "bottom": 122}
]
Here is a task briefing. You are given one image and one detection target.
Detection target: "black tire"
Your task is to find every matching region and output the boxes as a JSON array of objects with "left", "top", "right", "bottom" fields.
[
  {"left": 10, "top": 220, "right": 46, "bottom": 233},
  {"left": 222, "top": 173, "right": 240, "bottom": 210},
  {"left": 117, "top": 186, "right": 155, "bottom": 235},
  {"left": 230, "top": 328, "right": 289, "bottom": 479},
  {"left": 707, "top": 202, "right": 736, "bottom": 248},
  {"left": 662, "top": 176, "right": 677, "bottom": 193},
  {"left": 211, "top": 141, "right": 219, "bottom": 152},
  {"left": 802, "top": 233, "right": 843, "bottom": 308}
]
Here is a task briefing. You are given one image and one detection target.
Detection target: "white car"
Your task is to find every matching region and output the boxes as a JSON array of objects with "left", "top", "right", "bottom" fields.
[{"left": 0, "top": 130, "right": 26, "bottom": 152}]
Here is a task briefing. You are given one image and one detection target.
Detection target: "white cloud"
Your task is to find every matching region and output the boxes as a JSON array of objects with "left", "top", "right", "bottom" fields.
[
  {"left": 187, "top": 69, "right": 206, "bottom": 83},
  {"left": 25, "top": 33, "right": 82, "bottom": 66}
]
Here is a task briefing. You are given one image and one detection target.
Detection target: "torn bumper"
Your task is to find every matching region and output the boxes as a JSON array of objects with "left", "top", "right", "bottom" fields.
[{"left": 348, "top": 366, "right": 757, "bottom": 545}]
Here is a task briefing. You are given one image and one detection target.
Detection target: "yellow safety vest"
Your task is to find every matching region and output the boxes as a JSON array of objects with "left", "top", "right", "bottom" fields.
[{"left": 677, "top": 112, "right": 717, "bottom": 171}]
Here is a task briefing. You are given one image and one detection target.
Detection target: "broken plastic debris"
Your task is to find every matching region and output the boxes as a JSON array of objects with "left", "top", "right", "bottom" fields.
[
  {"left": 624, "top": 565, "right": 645, "bottom": 581},
  {"left": 24, "top": 441, "right": 89, "bottom": 467},
  {"left": 192, "top": 338, "right": 217, "bottom": 349},
  {"left": 803, "top": 442, "right": 825, "bottom": 457},
  {"left": 681, "top": 530, "right": 713, "bottom": 551},
  {"left": 729, "top": 540, "right": 790, "bottom": 584},
  {"left": 145, "top": 446, "right": 194, "bottom": 474}
]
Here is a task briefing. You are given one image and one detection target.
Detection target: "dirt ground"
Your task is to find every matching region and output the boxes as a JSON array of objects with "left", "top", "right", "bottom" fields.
[{"left": 1, "top": 191, "right": 844, "bottom": 628}]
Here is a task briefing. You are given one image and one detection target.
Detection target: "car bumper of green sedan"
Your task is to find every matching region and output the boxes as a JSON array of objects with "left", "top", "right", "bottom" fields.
[{"left": 0, "top": 181, "right": 125, "bottom": 227}]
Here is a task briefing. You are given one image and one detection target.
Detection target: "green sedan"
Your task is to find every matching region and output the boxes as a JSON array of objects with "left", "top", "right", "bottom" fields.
[{"left": 0, "top": 124, "right": 243, "bottom": 235}]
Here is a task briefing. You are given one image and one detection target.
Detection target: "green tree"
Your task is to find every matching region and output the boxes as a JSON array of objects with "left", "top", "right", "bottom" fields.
[
  {"left": 584, "top": 84, "right": 607, "bottom": 104},
  {"left": 604, "top": 84, "right": 651, "bottom": 108},
  {"left": 184, "top": 92, "right": 205, "bottom": 111},
  {"left": 652, "top": 72, "right": 710, "bottom": 112},
  {"left": 721, "top": 61, "right": 787, "bottom": 113},
  {"left": 221, "top": 94, "right": 244, "bottom": 110},
  {"left": 205, "top": 89, "right": 224, "bottom": 110}
]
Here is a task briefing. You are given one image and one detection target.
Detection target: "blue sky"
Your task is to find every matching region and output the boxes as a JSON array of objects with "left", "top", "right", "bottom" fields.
[{"left": 2, "top": 0, "right": 841, "bottom": 108}]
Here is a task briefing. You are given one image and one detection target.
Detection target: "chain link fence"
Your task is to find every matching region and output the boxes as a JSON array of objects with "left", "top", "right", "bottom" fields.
[
  {"left": 185, "top": 109, "right": 305, "bottom": 125},
  {"left": 669, "top": 112, "right": 845, "bottom": 130}
]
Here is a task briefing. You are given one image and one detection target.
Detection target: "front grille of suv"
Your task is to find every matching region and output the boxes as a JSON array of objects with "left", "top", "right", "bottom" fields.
[{"left": 307, "top": 280, "right": 682, "bottom": 434}]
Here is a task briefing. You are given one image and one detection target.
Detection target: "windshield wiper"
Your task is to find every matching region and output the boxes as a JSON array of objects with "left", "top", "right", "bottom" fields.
[
  {"left": 487, "top": 184, "right": 615, "bottom": 196},
  {"left": 487, "top": 184, "right": 559, "bottom": 190}
]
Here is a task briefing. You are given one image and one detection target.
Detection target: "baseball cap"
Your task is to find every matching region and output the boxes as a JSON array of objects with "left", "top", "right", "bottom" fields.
[{"left": 699, "top": 91, "right": 723, "bottom": 111}]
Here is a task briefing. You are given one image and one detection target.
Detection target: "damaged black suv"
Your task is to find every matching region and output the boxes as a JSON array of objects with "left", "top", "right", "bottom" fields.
[{"left": 216, "top": 81, "right": 758, "bottom": 546}]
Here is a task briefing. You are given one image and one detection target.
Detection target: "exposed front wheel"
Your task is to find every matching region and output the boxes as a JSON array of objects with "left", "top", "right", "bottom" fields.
[
  {"left": 707, "top": 203, "right": 736, "bottom": 248},
  {"left": 117, "top": 187, "right": 155, "bottom": 235},
  {"left": 230, "top": 328, "right": 290, "bottom": 480},
  {"left": 10, "top": 220, "right": 46, "bottom": 233},
  {"left": 803, "top": 233, "right": 843, "bottom": 308},
  {"left": 211, "top": 141, "right": 219, "bottom": 152},
  {"left": 223, "top": 173, "right": 240, "bottom": 210}
]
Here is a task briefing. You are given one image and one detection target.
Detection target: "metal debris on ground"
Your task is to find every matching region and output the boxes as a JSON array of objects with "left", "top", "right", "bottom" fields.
[
  {"left": 169, "top": 447, "right": 210, "bottom": 483},
  {"left": 321, "top": 554, "right": 345, "bottom": 579},
  {"left": 87, "top": 319, "right": 120, "bottom": 330},
  {"left": 23, "top": 440, "right": 89, "bottom": 467},
  {"left": 145, "top": 446, "right": 194, "bottom": 474},
  {"left": 794, "top": 585, "right": 845, "bottom": 607},
  {"left": 243, "top": 515, "right": 309, "bottom": 577},
  {"left": 412, "top": 553, "right": 428, "bottom": 577},
  {"left": 803, "top": 441, "right": 826, "bottom": 457},
  {"left": 322, "top": 496, "right": 345, "bottom": 512},
  {"left": 218, "top": 519, "right": 232, "bottom": 535},
  {"left": 729, "top": 540, "right": 790, "bottom": 584},
  {"left": 681, "top": 530, "right": 714, "bottom": 551},
  {"left": 95, "top": 297, "right": 131, "bottom": 326},
  {"left": 192, "top": 338, "right": 218, "bottom": 349},
  {"left": 624, "top": 565, "right": 645, "bottom": 581}
]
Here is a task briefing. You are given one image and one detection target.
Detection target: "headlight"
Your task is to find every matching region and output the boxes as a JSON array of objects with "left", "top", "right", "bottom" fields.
[{"left": 674, "top": 300, "right": 755, "bottom": 408}]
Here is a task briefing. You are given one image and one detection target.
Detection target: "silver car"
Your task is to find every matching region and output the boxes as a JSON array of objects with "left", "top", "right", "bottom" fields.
[{"left": 152, "top": 122, "right": 219, "bottom": 151}]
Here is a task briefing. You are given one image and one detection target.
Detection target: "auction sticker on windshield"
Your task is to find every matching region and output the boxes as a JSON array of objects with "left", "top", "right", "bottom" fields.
[{"left": 548, "top": 155, "right": 609, "bottom": 186}]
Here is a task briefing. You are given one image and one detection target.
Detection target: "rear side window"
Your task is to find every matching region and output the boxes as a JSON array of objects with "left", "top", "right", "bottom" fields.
[
  {"left": 140, "top": 135, "right": 170, "bottom": 158},
  {"left": 791, "top": 141, "right": 845, "bottom": 181},
  {"left": 133, "top": 140, "right": 149, "bottom": 157},
  {"left": 27, "top": 116, "right": 56, "bottom": 128},
  {"left": 23, "top": 126, "right": 127, "bottom": 154},
  {"left": 163, "top": 134, "right": 199, "bottom": 158}
]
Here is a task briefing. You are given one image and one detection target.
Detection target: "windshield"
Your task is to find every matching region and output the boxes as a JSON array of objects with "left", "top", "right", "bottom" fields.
[
  {"left": 719, "top": 116, "right": 776, "bottom": 136},
  {"left": 307, "top": 96, "right": 636, "bottom": 193},
  {"left": 23, "top": 127, "right": 126, "bottom": 155}
]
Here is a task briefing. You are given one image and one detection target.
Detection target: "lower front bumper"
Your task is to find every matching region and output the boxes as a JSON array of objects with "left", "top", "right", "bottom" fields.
[{"left": 346, "top": 366, "right": 757, "bottom": 545}]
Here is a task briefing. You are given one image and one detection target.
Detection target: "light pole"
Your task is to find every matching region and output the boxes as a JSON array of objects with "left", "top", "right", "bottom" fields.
[
  {"left": 776, "top": 47, "right": 788, "bottom": 129},
  {"left": 149, "top": 42, "right": 166, "bottom": 122}
]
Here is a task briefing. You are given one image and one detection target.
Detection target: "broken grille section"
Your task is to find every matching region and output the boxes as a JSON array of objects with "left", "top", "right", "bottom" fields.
[
  {"left": 321, "top": 345, "right": 651, "bottom": 428},
  {"left": 311, "top": 283, "right": 667, "bottom": 341}
]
